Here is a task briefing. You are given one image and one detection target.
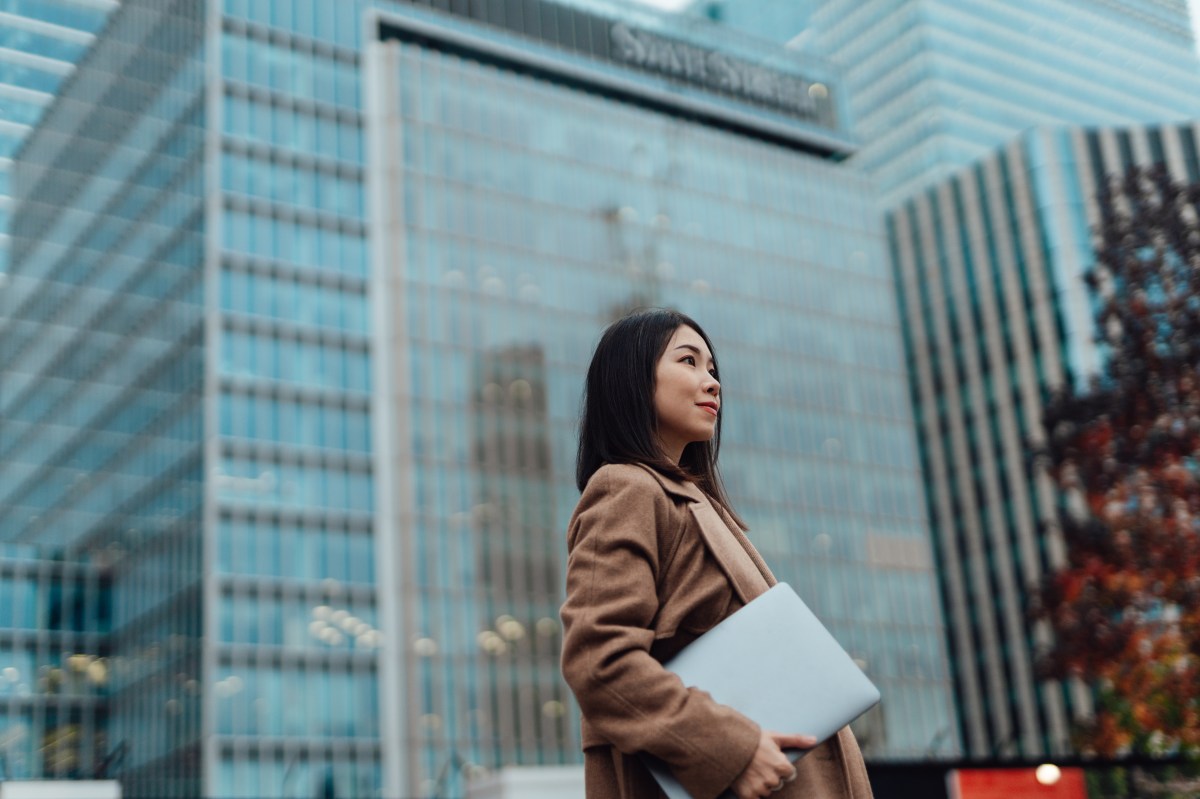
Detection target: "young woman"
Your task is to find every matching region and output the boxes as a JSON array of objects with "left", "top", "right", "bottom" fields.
[{"left": 560, "top": 309, "right": 873, "bottom": 799}]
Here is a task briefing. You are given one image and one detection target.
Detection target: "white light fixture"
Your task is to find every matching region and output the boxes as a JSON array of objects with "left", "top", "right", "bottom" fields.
[{"left": 1035, "top": 763, "right": 1062, "bottom": 786}]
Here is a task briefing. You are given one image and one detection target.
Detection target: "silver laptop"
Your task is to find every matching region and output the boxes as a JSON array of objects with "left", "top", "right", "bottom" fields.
[{"left": 644, "top": 583, "right": 881, "bottom": 799}]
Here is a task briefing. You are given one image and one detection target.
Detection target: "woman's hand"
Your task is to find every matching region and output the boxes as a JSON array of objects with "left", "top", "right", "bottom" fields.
[{"left": 729, "top": 730, "right": 816, "bottom": 799}]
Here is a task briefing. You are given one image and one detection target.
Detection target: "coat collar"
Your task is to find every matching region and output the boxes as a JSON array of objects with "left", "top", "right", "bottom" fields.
[
  {"left": 632, "top": 462, "right": 706, "bottom": 504},
  {"left": 632, "top": 464, "right": 775, "bottom": 603}
]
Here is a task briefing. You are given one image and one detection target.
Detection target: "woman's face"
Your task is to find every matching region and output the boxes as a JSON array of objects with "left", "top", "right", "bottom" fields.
[{"left": 653, "top": 325, "right": 721, "bottom": 463}]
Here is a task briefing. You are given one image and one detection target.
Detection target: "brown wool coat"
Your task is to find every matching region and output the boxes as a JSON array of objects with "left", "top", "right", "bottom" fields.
[{"left": 560, "top": 463, "right": 874, "bottom": 799}]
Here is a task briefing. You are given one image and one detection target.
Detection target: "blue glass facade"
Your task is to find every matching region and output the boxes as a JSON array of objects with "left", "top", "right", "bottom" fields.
[
  {"left": 698, "top": 0, "right": 1200, "bottom": 204},
  {"left": 369, "top": 2, "right": 956, "bottom": 788},
  {"left": 832, "top": 0, "right": 1200, "bottom": 202},
  {"left": 5, "top": 0, "right": 959, "bottom": 795},
  {"left": 0, "top": 0, "right": 192, "bottom": 782},
  {"left": 0, "top": 0, "right": 114, "bottom": 265},
  {"left": 683, "top": 0, "right": 1200, "bottom": 764},
  {"left": 0, "top": 549, "right": 112, "bottom": 779},
  {"left": 214, "top": 4, "right": 381, "bottom": 796},
  {"left": 3, "top": 1, "right": 207, "bottom": 791}
]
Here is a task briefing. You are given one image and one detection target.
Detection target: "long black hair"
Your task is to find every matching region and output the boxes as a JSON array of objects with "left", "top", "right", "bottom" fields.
[{"left": 576, "top": 308, "right": 741, "bottom": 522}]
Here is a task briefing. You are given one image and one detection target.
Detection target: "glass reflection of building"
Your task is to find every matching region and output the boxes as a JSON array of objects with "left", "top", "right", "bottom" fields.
[{"left": 4, "top": 0, "right": 960, "bottom": 796}]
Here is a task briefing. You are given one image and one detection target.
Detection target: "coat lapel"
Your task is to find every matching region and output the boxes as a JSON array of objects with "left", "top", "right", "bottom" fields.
[
  {"left": 710, "top": 500, "right": 778, "bottom": 590},
  {"left": 635, "top": 465, "right": 773, "bottom": 605},
  {"left": 687, "top": 500, "right": 770, "bottom": 604}
]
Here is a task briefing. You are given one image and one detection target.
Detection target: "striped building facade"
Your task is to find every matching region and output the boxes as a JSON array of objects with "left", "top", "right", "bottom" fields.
[
  {"left": 0, "top": 0, "right": 117, "bottom": 268},
  {"left": 800, "top": 0, "right": 1200, "bottom": 203},
  {"left": 888, "top": 121, "right": 1200, "bottom": 758},
  {"left": 0, "top": 0, "right": 119, "bottom": 783}
]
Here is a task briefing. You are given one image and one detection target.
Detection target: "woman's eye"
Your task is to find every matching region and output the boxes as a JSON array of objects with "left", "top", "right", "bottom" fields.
[
  {"left": 682, "top": 356, "right": 696, "bottom": 365},
  {"left": 709, "top": 370, "right": 718, "bottom": 379}
]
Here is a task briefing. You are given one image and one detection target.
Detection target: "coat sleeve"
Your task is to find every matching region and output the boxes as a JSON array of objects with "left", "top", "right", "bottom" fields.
[{"left": 559, "top": 467, "right": 761, "bottom": 799}]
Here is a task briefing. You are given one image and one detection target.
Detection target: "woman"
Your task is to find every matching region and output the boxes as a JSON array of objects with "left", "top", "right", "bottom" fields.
[{"left": 560, "top": 309, "right": 873, "bottom": 799}]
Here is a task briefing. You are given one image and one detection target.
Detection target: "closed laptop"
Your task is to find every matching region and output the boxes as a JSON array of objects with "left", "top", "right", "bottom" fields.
[{"left": 644, "top": 582, "right": 881, "bottom": 799}]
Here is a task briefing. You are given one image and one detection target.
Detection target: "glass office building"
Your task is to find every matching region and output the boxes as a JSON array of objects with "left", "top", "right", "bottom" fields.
[
  {"left": 3, "top": 3, "right": 207, "bottom": 793},
  {"left": 683, "top": 0, "right": 1200, "bottom": 764},
  {"left": 3, "top": 0, "right": 958, "bottom": 795},
  {"left": 698, "top": 0, "right": 1200, "bottom": 204},
  {"left": 814, "top": 0, "right": 1200, "bottom": 203},
  {"left": 0, "top": 0, "right": 116, "bottom": 268},
  {"left": 0, "top": 0, "right": 118, "bottom": 785},
  {"left": 889, "top": 120, "right": 1200, "bottom": 759}
]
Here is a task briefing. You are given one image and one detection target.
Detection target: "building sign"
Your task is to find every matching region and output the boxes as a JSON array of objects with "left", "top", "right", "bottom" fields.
[
  {"left": 948, "top": 768, "right": 1087, "bottom": 799},
  {"left": 609, "top": 23, "right": 827, "bottom": 124},
  {"left": 377, "top": 0, "right": 848, "bottom": 155}
]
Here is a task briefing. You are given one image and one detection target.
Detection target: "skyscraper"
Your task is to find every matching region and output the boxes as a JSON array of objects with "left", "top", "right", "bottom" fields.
[
  {"left": 0, "top": 0, "right": 117, "bottom": 267},
  {"left": 2, "top": 0, "right": 958, "bottom": 795},
  {"left": 889, "top": 120, "right": 1200, "bottom": 759},
  {"left": 697, "top": 0, "right": 1200, "bottom": 204},
  {"left": 807, "top": 0, "right": 1200, "bottom": 202},
  {"left": 0, "top": 0, "right": 119, "bottom": 784},
  {"left": 3, "top": 5, "right": 207, "bottom": 792}
]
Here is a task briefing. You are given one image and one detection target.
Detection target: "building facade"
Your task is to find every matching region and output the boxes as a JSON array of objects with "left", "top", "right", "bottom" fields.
[
  {"left": 0, "top": 0, "right": 117, "bottom": 269},
  {"left": 3, "top": 0, "right": 958, "bottom": 796},
  {"left": 0, "top": 0, "right": 119, "bottom": 785},
  {"left": 889, "top": 120, "right": 1200, "bottom": 759},
  {"left": 815, "top": 0, "right": 1200, "bottom": 203},
  {"left": 709, "top": 0, "right": 1200, "bottom": 204},
  {"left": 684, "top": 0, "right": 1200, "bottom": 763},
  {"left": 3, "top": 3, "right": 207, "bottom": 792}
]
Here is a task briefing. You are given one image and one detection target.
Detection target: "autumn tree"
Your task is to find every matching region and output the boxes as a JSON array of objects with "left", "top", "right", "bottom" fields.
[{"left": 1032, "top": 164, "right": 1200, "bottom": 758}]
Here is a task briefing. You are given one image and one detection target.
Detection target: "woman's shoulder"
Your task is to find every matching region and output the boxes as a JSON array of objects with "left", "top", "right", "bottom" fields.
[
  {"left": 578, "top": 462, "right": 671, "bottom": 507},
  {"left": 569, "top": 463, "right": 683, "bottom": 549},
  {"left": 588, "top": 461, "right": 662, "bottom": 488}
]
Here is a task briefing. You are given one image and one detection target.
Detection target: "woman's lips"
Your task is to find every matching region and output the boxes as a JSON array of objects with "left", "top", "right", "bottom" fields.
[{"left": 697, "top": 403, "right": 719, "bottom": 416}]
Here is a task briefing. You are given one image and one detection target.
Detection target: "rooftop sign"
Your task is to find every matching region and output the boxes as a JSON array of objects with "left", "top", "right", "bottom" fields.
[
  {"left": 375, "top": 0, "right": 849, "bottom": 158},
  {"left": 609, "top": 23, "right": 829, "bottom": 125}
]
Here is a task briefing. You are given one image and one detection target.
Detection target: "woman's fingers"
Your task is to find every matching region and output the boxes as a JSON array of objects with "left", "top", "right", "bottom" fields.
[
  {"left": 769, "top": 732, "right": 818, "bottom": 750},
  {"left": 734, "top": 730, "right": 817, "bottom": 798}
]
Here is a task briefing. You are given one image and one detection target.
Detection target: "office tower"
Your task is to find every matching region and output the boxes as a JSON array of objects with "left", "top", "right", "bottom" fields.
[
  {"left": 685, "top": 0, "right": 1200, "bottom": 764},
  {"left": 0, "top": 0, "right": 118, "bottom": 784},
  {"left": 0, "top": 0, "right": 116, "bottom": 267},
  {"left": 812, "top": 0, "right": 1200, "bottom": 202},
  {"left": 702, "top": 0, "right": 1200, "bottom": 204},
  {"left": 2, "top": 4, "right": 207, "bottom": 793},
  {"left": 2, "top": 0, "right": 959, "bottom": 795},
  {"left": 889, "top": 121, "right": 1200, "bottom": 759},
  {"left": 688, "top": 0, "right": 819, "bottom": 40}
]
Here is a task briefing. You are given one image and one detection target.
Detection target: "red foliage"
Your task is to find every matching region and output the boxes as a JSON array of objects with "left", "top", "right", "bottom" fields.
[{"left": 1032, "top": 165, "right": 1200, "bottom": 758}]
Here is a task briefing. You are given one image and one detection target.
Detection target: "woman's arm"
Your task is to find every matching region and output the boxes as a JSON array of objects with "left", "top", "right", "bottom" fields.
[{"left": 559, "top": 466, "right": 760, "bottom": 799}]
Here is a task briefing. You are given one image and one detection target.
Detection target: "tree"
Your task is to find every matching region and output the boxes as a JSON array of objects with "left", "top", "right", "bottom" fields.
[{"left": 1032, "top": 164, "right": 1200, "bottom": 758}]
